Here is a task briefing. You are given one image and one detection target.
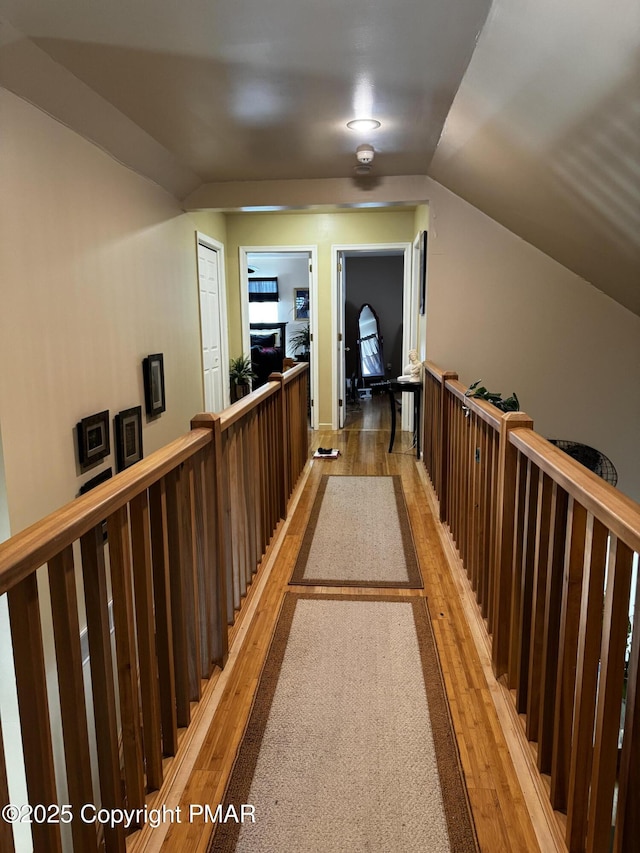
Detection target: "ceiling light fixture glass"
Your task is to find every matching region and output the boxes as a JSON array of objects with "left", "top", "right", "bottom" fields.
[{"left": 347, "top": 119, "right": 381, "bottom": 132}]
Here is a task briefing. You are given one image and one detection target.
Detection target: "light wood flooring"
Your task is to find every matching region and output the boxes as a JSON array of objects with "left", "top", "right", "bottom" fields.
[{"left": 136, "top": 403, "right": 542, "bottom": 853}]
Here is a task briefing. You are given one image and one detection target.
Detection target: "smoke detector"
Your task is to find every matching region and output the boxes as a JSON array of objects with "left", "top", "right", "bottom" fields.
[{"left": 356, "top": 144, "right": 375, "bottom": 165}]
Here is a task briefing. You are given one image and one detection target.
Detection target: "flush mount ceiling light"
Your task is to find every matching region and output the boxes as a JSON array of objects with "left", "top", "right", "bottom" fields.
[{"left": 347, "top": 119, "right": 381, "bottom": 132}]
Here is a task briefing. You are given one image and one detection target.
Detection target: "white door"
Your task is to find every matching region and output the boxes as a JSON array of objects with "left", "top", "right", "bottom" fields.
[{"left": 198, "top": 242, "right": 224, "bottom": 412}]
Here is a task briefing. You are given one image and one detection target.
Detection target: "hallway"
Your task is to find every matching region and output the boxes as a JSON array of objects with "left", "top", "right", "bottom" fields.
[{"left": 141, "top": 423, "right": 542, "bottom": 853}]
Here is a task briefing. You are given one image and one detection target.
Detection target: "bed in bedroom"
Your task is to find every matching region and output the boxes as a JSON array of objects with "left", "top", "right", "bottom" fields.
[{"left": 250, "top": 322, "right": 287, "bottom": 388}]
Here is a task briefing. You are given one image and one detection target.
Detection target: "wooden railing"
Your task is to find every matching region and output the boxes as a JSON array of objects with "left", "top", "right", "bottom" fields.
[
  {"left": 0, "top": 364, "right": 308, "bottom": 853},
  {"left": 422, "top": 361, "right": 640, "bottom": 853}
]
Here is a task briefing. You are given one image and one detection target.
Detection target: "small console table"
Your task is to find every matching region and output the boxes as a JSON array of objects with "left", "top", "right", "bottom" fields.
[{"left": 386, "top": 381, "right": 422, "bottom": 458}]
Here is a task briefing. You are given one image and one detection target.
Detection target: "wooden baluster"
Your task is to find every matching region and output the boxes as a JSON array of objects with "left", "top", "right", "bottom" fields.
[
  {"left": 228, "top": 428, "right": 241, "bottom": 614},
  {"left": 148, "top": 479, "right": 178, "bottom": 756},
  {"left": 479, "top": 420, "right": 489, "bottom": 613},
  {"left": 550, "top": 499, "right": 587, "bottom": 811},
  {"left": 440, "top": 374, "right": 457, "bottom": 522},
  {"left": 48, "top": 546, "right": 98, "bottom": 851},
  {"left": 129, "top": 491, "right": 164, "bottom": 789},
  {"left": 486, "top": 428, "right": 498, "bottom": 633},
  {"left": 192, "top": 451, "right": 213, "bottom": 678},
  {"left": 191, "top": 413, "right": 229, "bottom": 669},
  {"left": 515, "top": 459, "right": 539, "bottom": 712},
  {"left": 566, "top": 515, "right": 608, "bottom": 852},
  {"left": 267, "top": 399, "right": 275, "bottom": 534},
  {"left": 220, "top": 433, "right": 234, "bottom": 625},
  {"left": 165, "top": 465, "right": 192, "bottom": 727},
  {"left": 526, "top": 470, "right": 553, "bottom": 740},
  {"left": 274, "top": 388, "right": 285, "bottom": 519},
  {"left": 80, "top": 525, "right": 126, "bottom": 852},
  {"left": 615, "top": 550, "right": 640, "bottom": 852},
  {"left": 269, "top": 398, "right": 277, "bottom": 532},
  {"left": 258, "top": 402, "right": 267, "bottom": 554},
  {"left": 537, "top": 484, "right": 569, "bottom": 773},
  {"left": 492, "top": 413, "right": 534, "bottom": 679},
  {"left": 508, "top": 453, "right": 528, "bottom": 686},
  {"left": 460, "top": 403, "right": 468, "bottom": 558},
  {"left": 235, "top": 425, "right": 248, "bottom": 600},
  {"left": 248, "top": 412, "right": 260, "bottom": 568},
  {"left": 0, "top": 720, "right": 15, "bottom": 853},
  {"left": 7, "top": 574, "right": 62, "bottom": 853},
  {"left": 107, "top": 506, "right": 145, "bottom": 813},
  {"left": 586, "top": 537, "right": 633, "bottom": 853},
  {"left": 451, "top": 401, "right": 461, "bottom": 544},
  {"left": 184, "top": 460, "right": 202, "bottom": 700},
  {"left": 467, "top": 413, "right": 477, "bottom": 588},
  {"left": 278, "top": 376, "right": 291, "bottom": 506},
  {"left": 211, "top": 416, "right": 229, "bottom": 666}
]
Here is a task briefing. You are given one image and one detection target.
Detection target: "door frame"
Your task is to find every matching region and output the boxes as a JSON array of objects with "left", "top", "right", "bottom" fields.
[
  {"left": 196, "top": 232, "right": 230, "bottom": 411},
  {"left": 331, "top": 242, "right": 413, "bottom": 431},
  {"left": 239, "top": 245, "right": 319, "bottom": 429}
]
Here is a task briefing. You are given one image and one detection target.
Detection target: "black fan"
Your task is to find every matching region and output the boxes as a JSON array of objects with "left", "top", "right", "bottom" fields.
[{"left": 548, "top": 440, "right": 618, "bottom": 487}]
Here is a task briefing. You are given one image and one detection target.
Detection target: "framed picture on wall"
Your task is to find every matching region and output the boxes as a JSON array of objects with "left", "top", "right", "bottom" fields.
[
  {"left": 419, "top": 230, "right": 428, "bottom": 316},
  {"left": 115, "top": 406, "right": 143, "bottom": 471},
  {"left": 77, "top": 410, "right": 110, "bottom": 468},
  {"left": 143, "top": 353, "right": 166, "bottom": 416},
  {"left": 294, "top": 288, "right": 310, "bottom": 320}
]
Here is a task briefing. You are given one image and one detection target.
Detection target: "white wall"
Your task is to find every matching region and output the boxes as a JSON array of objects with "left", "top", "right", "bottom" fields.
[{"left": 424, "top": 178, "right": 640, "bottom": 502}]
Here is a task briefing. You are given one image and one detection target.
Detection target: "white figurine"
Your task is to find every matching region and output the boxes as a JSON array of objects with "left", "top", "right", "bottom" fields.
[{"left": 398, "top": 349, "right": 421, "bottom": 382}]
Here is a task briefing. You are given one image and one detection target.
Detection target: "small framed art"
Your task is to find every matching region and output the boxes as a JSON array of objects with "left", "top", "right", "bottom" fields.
[
  {"left": 143, "top": 353, "right": 166, "bottom": 416},
  {"left": 294, "top": 288, "right": 310, "bottom": 320},
  {"left": 77, "top": 410, "right": 110, "bottom": 468},
  {"left": 115, "top": 406, "right": 143, "bottom": 471}
]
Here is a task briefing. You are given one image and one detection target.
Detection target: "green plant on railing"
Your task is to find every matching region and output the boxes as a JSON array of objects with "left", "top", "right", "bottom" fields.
[{"left": 465, "top": 380, "right": 520, "bottom": 413}]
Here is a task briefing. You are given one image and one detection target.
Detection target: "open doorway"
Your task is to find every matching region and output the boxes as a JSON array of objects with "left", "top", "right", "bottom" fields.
[
  {"left": 239, "top": 246, "right": 319, "bottom": 428},
  {"left": 332, "top": 243, "right": 413, "bottom": 431}
]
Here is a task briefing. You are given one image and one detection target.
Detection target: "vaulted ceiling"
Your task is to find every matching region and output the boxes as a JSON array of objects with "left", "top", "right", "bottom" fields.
[{"left": 1, "top": 0, "right": 638, "bottom": 314}]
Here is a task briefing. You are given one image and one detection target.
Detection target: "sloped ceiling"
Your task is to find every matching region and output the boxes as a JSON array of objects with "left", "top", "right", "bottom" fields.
[
  {"left": 430, "top": 0, "right": 640, "bottom": 315},
  {"left": 0, "top": 0, "right": 638, "bottom": 314}
]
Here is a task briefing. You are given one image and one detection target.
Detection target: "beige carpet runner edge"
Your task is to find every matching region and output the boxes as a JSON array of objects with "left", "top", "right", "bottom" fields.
[
  {"left": 290, "top": 474, "right": 423, "bottom": 588},
  {"left": 209, "top": 593, "right": 479, "bottom": 853}
]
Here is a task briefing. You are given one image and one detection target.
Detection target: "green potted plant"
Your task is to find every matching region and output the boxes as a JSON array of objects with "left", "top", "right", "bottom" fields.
[
  {"left": 290, "top": 323, "right": 310, "bottom": 360},
  {"left": 229, "top": 354, "right": 255, "bottom": 403},
  {"left": 465, "top": 380, "right": 520, "bottom": 413}
]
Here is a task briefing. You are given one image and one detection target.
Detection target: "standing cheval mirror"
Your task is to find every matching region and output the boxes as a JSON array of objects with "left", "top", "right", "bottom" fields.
[{"left": 357, "top": 303, "right": 385, "bottom": 383}]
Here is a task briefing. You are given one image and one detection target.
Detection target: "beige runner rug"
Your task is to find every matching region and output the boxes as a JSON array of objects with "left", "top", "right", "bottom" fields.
[
  {"left": 290, "top": 475, "right": 422, "bottom": 588},
  {"left": 209, "top": 593, "right": 478, "bottom": 853}
]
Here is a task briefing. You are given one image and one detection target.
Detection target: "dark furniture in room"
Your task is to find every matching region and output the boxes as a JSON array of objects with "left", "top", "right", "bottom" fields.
[
  {"left": 386, "top": 380, "right": 422, "bottom": 458},
  {"left": 250, "top": 322, "right": 287, "bottom": 388}
]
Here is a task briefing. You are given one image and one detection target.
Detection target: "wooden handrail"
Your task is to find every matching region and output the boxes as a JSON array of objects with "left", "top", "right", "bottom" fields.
[
  {"left": 278, "top": 362, "right": 308, "bottom": 386},
  {"left": 510, "top": 428, "right": 640, "bottom": 553},
  {"left": 0, "top": 429, "right": 212, "bottom": 597},
  {"left": 219, "top": 381, "right": 280, "bottom": 431},
  {"left": 424, "top": 361, "right": 450, "bottom": 382},
  {"left": 445, "top": 378, "right": 504, "bottom": 432}
]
